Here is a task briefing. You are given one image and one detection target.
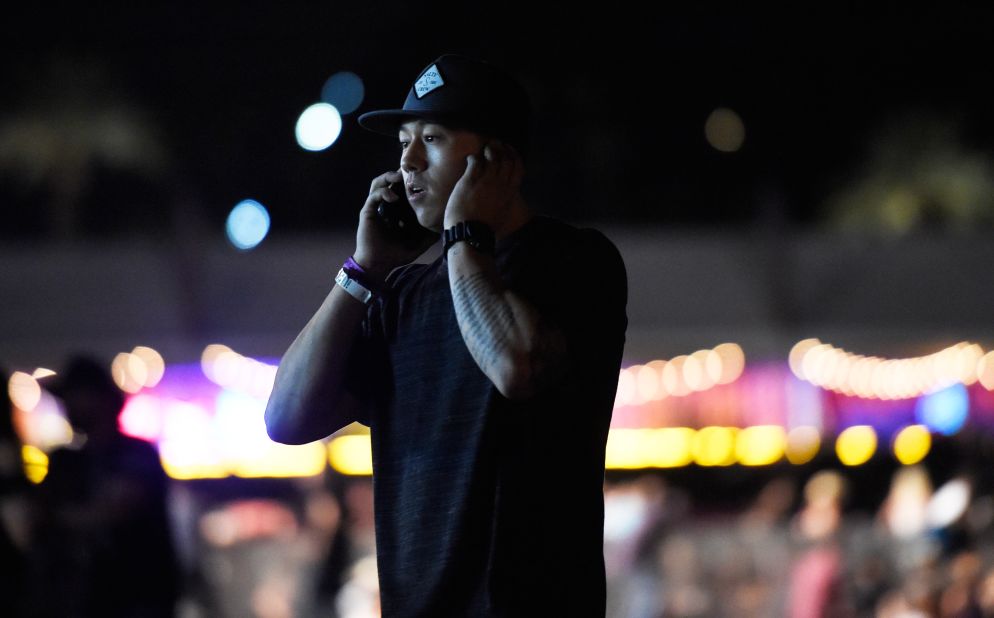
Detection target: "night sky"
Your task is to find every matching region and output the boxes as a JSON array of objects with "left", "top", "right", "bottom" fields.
[{"left": 3, "top": 4, "right": 994, "bottom": 239}]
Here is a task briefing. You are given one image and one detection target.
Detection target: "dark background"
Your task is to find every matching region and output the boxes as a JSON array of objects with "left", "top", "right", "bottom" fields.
[{"left": 4, "top": 4, "right": 994, "bottom": 240}]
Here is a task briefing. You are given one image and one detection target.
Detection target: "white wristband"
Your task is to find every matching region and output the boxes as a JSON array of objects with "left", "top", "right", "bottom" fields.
[{"left": 335, "top": 268, "right": 374, "bottom": 305}]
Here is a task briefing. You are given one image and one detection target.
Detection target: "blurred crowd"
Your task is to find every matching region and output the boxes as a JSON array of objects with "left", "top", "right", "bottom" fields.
[
  {"left": 6, "top": 356, "right": 994, "bottom": 617},
  {"left": 604, "top": 467, "right": 994, "bottom": 618}
]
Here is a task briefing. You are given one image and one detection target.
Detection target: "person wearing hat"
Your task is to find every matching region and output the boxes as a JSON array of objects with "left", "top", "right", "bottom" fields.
[{"left": 265, "top": 54, "right": 628, "bottom": 616}]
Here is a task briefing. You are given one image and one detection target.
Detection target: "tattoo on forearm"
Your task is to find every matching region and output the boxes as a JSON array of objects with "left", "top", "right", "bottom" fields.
[{"left": 451, "top": 271, "right": 515, "bottom": 374}]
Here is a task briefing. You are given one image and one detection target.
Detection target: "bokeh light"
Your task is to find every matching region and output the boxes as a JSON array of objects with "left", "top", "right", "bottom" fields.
[
  {"left": 8, "top": 371, "right": 42, "bottom": 412},
  {"left": 226, "top": 199, "right": 271, "bottom": 251},
  {"left": 320, "top": 71, "right": 365, "bottom": 115},
  {"left": 927, "top": 478, "right": 971, "bottom": 528},
  {"left": 892, "top": 424, "right": 932, "bottom": 465},
  {"left": 693, "top": 426, "right": 737, "bottom": 467},
  {"left": 790, "top": 339, "right": 986, "bottom": 400},
  {"left": 328, "top": 435, "right": 373, "bottom": 475},
  {"left": 736, "top": 425, "right": 786, "bottom": 466},
  {"left": 21, "top": 445, "right": 49, "bottom": 484},
  {"left": 704, "top": 107, "right": 745, "bottom": 153},
  {"left": 836, "top": 425, "right": 877, "bottom": 466},
  {"left": 131, "top": 346, "right": 165, "bottom": 387},
  {"left": 119, "top": 393, "right": 164, "bottom": 441},
  {"left": 295, "top": 102, "right": 342, "bottom": 152},
  {"left": 112, "top": 352, "right": 145, "bottom": 394},
  {"left": 785, "top": 426, "right": 821, "bottom": 465},
  {"left": 915, "top": 382, "right": 969, "bottom": 436},
  {"left": 605, "top": 428, "right": 696, "bottom": 469}
]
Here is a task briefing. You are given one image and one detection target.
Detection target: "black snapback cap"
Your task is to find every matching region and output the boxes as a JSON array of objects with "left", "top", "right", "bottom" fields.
[{"left": 358, "top": 54, "right": 531, "bottom": 158}]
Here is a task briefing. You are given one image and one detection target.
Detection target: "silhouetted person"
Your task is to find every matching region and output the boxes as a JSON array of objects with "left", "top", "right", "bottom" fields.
[{"left": 33, "top": 356, "right": 179, "bottom": 617}]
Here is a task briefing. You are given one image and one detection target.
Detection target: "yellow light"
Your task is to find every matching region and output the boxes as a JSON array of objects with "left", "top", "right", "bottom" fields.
[
  {"left": 160, "top": 459, "right": 229, "bottom": 481},
  {"left": 328, "top": 435, "right": 373, "bottom": 475},
  {"left": 648, "top": 428, "right": 695, "bottom": 468},
  {"left": 132, "top": 346, "right": 165, "bottom": 387},
  {"left": 785, "top": 426, "right": 821, "bottom": 464},
  {"left": 704, "top": 107, "right": 746, "bottom": 153},
  {"left": 605, "top": 428, "right": 696, "bottom": 469},
  {"left": 231, "top": 442, "right": 326, "bottom": 478},
  {"left": 693, "top": 426, "right": 737, "bottom": 467},
  {"left": 605, "top": 428, "right": 648, "bottom": 469},
  {"left": 736, "top": 425, "right": 786, "bottom": 466},
  {"left": 8, "top": 371, "right": 41, "bottom": 412},
  {"left": 31, "top": 368, "right": 56, "bottom": 379},
  {"left": 893, "top": 425, "right": 931, "bottom": 465},
  {"left": 22, "top": 445, "right": 49, "bottom": 484},
  {"left": 714, "top": 343, "right": 745, "bottom": 384},
  {"left": 836, "top": 425, "right": 877, "bottom": 466},
  {"left": 789, "top": 339, "right": 821, "bottom": 380}
]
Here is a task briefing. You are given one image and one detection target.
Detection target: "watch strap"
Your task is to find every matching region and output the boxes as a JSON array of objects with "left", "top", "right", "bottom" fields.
[{"left": 443, "top": 220, "right": 496, "bottom": 255}]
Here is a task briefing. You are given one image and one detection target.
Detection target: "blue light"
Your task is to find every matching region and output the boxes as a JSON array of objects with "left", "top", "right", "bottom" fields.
[
  {"left": 226, "top": 199, "right": 270, "bottom": 250},
  {"left": 320, "top": 71, "right": 365, "bottom": 115},
  {"left": 915, "top": 383, "right": 969, "bottom": 436}
]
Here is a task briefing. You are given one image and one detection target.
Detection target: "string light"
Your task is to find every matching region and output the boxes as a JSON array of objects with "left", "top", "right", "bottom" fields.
[
  {"left": 615, "top": 343, "right": 746, "bottom": 407},
  {"left": 790, "top": 339, "right": 986, "bottom": 399}
]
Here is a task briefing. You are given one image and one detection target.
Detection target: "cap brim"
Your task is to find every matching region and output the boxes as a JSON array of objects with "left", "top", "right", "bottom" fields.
[{"left": 357, "top": 109, "right": 465, "bottom": 137}]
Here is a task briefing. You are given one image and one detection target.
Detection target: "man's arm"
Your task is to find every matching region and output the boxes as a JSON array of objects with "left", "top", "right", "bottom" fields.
[
  {"left": 265, "top": 169, "right": 438, "bottom": 444},
  {"left": 447, "top": 241, "right": 570, "bottom": 400},
  {"left": 264, "top": 282, "right": 367, "bottom": 444}
]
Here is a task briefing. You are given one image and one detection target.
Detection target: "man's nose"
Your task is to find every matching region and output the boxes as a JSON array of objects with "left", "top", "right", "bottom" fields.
[{"left": 400, "top": 140, "right": 425, "bottom": 173}]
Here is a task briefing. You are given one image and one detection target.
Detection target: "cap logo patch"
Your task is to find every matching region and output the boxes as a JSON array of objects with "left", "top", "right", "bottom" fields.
[{"left": 414, "top": 64, "right": 444, "bottom": 98}]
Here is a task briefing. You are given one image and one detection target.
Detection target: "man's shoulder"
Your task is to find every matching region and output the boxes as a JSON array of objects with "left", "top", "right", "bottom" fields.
[
  {"left": 512, "top": 215, "right": 624, "bottom": 268},
  {"left": 506, "top": 215, "right": 625, "bottom": 276}
]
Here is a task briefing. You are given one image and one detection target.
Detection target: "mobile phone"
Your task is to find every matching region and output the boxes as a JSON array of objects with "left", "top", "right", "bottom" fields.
[{"left": 376, "top": 181, "right": 437, "bottom": 249}]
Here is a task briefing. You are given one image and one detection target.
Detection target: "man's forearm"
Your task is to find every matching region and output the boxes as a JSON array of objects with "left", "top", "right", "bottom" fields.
[
  {"left": 447, "top": 243, "right": 569, "bottom": 399},
  {"left": 264, "top": 283, "right": 367, "bottom": 444}
]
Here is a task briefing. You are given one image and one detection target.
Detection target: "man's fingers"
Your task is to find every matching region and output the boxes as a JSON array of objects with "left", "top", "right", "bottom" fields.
[{"left": 369, "top": 170, "right": 403, "bottom": 193}]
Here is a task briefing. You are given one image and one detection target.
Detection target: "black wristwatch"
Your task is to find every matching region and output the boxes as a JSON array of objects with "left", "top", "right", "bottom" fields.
[{"left": 443, "top": 220, "right": 496, "bottom": 256}]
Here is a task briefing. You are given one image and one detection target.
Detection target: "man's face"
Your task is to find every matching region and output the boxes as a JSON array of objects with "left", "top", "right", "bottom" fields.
[{"left": 398, "top": 119, "right": 488, "bottom": 232}]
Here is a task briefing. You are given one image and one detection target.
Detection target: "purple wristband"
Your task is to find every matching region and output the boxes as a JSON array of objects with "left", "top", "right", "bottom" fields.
[{"left": 343, "top": 256, "right": 385, "bottom": 295}]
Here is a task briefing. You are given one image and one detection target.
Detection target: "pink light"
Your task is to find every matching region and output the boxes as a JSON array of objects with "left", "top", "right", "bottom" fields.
[{"left": 118, "top": 394, "right": 164, "bottom": 442}]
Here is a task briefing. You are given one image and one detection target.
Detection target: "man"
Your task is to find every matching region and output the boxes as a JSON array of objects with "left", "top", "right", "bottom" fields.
[{"left": 265, "top": 54, "right": 628, "bottom": 616}]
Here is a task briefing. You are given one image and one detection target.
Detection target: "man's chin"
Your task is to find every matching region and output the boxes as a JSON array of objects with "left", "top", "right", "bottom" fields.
[{"left": 415, "top": 206, "right": 443, "bottom": 233}]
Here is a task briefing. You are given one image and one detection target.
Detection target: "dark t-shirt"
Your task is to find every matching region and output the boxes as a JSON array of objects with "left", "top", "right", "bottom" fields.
[{"left": 347, "top": 214, "right": 628, "bottom": 617}]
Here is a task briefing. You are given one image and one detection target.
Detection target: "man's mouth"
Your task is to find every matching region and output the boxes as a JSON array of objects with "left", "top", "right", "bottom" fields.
[{"left": 407, "top": 185, "right": 426, "bottom": 201}]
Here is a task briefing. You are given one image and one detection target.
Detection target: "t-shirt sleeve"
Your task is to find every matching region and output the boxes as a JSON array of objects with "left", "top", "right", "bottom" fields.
[{"left": 506, "top": 226, "right": 628, "bottom": 388}]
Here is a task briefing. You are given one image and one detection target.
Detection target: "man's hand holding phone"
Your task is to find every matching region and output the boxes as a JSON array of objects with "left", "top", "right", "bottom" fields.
[{"left": 354, "top": 170, "right": 437, "bottom": 282}]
